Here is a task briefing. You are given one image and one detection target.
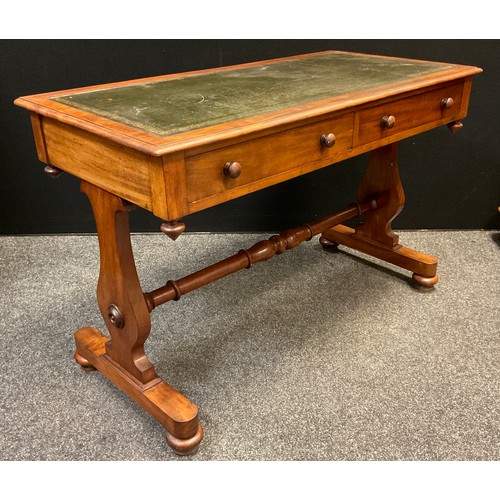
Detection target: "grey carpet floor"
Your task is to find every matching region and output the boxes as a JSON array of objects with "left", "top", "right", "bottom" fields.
[{"left": 0, "top": 231, "right": 498, "bottom": 461}]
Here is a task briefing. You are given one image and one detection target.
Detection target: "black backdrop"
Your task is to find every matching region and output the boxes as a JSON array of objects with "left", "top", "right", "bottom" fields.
[{"left": 1, "top": 40, "right": 499, "bottom": 234}]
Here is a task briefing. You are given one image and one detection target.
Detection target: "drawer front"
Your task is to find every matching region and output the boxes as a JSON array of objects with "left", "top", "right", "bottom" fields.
[
  {"left": 355, "top": 82, "right": 465, "bottom": 147},
  {"left": 185, "top": 113, "right": 353, "bottom": 204}
]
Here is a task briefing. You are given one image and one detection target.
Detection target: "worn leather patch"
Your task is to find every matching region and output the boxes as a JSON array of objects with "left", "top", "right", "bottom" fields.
[{"left": 52, "top": 53, "right": 451, "bottom": 137}]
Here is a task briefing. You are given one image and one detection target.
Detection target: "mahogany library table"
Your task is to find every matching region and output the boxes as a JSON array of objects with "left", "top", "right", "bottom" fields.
[{"left": 15, "top": 51, "right": 482, "bottom": 455}]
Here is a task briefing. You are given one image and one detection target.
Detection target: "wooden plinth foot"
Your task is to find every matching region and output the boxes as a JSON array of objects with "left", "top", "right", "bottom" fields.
[
  {"left": 319, "top": 236, "right": 339, "bottom": 253},
  {"left": 74, "top": 327, "right": 203, "bottom": 455},
  {"left": 322, "top": 224, "right": 438, "bottom": 281},
  {"left": 74, "top": 351, "right": 96, "bottom": 371},
  {"left": 411, "top": 273, "right": 439, "bottom": 292},
  {"left": 320, "top": 143, "right": 442, "bottom": 285}
]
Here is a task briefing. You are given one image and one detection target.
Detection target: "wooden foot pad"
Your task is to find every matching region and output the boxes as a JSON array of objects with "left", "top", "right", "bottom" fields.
[
  {"left": 74, "top": 351, "right": 97, "bottom": 371},
  {"left": 319, "top": 236, "right": 339, "bottom": 253},
  {"left": 166, "top": 426, "right": 204, "bottom": 456},
  {"left": 411, "top": 273, "right": 439, "bottom": 292},
  {"left": 74, "top": 327, "right": 203, "bottom": 455}
]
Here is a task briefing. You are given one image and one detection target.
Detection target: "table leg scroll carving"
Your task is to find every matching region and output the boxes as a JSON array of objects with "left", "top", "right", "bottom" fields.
[
  {"left": 320, "top": 143, "right": 439, "bottom": 289},
  {"left": 74, "top": 181, "right": 203, "bottom": 455},
  {"left": 355, "top": 142, "right": 404, "bottom": 248},
  {"left": 80, "top": 181, "right": 157, "bottom": 384}
]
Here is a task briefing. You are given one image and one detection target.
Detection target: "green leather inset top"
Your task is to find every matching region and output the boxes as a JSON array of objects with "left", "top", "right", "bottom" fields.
[{"left": 52, "top": 53, "right": 452, "bottom": 136}]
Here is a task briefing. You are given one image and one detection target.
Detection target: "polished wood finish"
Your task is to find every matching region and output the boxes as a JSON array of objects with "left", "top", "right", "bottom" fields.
[
  {"left": 320, "top": 132, "right": 336, "bottom": 148},
  {"left": 42, "top": 117, "right": 160, "bottom": 214},
  {"left": 107, "top": 304, "right": 125, "bottom": 329},
  {"left": 185, "top": 113, "right": 354, "bottom": 210},
  {"left": 356, "top": 142, "right": 404, "bottom": 247},
  {"left": 160, "top": 220, "right": 186, "bottom": 241},
  {"left": 318, "top": 236, "right": 339, "bottom": 253},
  {"left": 447, "top": 120, "right": 464, "bottom": 134},
  {"left": 75, "top": 327, "right": 202, "bottom": 455},
  {"left": 15, "top": 51, "right": 481, "bottom": 454},
  {"left": 145, "top": 199, "right": 376, "bottom": 310},
  {"left": 75, "top": 182, "right": 202, "bottom": 454},
  {"left": 29, "top": 111, "right": 49, "bottom": 163},
  {"left": 74, "top": 351, "right": 96, "bottom": 372},
  {"left": 15, "top": 59, "right": 480, "bottom": 221},
  {"left": 441, "top": 97, "right": 454, "bottom": 110},
  {"left": 411, "top": 273, "right": 440, "bottom": 291},
  {"left": 320, "top": 143, "right": 438, "bottom": 287},
  {"left": 80, "top": 180, "right": 156, "bottom": 384},
  {"left": 44, "top": 164, "right": 63, "bottom": 178},
  {"left": 355, "top": 80, "right": 465, "bottom": 148},
  {"left": 321, "top": 224, "right": 438, "bottom": 280},
  {"left": 223, "top": 161, "right": 242, "bottom": 179},
  {"left": 381, "top": 115, "right": 396, "bottom": 129},
  {"left": 14, "top": 51, "right": 481, "bottom": 157}
]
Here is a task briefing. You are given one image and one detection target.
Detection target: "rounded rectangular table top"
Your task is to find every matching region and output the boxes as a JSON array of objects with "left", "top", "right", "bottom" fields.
[{"left": 50, "top": 52, "right": 454, "bottom": 136}]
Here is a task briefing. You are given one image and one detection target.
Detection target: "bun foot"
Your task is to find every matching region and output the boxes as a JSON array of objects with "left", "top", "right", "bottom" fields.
[
  {"left": 411, "top": 273, "right": 439, "bottom": 292},
  {"left": 319, "top": 236, "right": 339, "bottom": 253},
  {"left": 166, "top": 424, "right": 204, "bottom": 456},
  {"left": 74, "top": 351, "right": 96, "bottom": 371}
]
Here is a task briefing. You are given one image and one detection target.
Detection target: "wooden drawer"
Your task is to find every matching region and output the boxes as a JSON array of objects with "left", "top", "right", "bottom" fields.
[
  {"left": 355, "top": 81, "right": 465, "bottom": 147},
  {"left": 185, "top": 113, "right": 354, "bottom": 205}
]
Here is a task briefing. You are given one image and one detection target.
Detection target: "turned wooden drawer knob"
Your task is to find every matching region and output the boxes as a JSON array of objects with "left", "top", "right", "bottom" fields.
[
  {"left": 380, "top": 115, "right": 396, "bottom": 129},
  {"left": 223, "top": 161, "right": 242, "bottom": 179},
  {"left": 320, "top": 133, "right": 336, "bottom": 148},
  {"left": 441, "top": 97, "right": 454, "bottom": 110}
]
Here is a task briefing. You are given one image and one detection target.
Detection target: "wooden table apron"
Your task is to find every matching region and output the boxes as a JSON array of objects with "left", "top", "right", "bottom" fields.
[{"left": 15, "top": 51, "right": 482, "bottom": 454}]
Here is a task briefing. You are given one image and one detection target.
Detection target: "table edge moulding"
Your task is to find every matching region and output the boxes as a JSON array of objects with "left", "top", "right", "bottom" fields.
[{"left": 14, "top": 50, "right": 482, "bottom": 454}]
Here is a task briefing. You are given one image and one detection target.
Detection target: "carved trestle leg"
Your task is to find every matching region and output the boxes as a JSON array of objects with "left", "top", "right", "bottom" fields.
[
  {"left": 320, "top": 143, "right": 439, "bottom": 290},
  {"left": 73, "top": 181, "right": 203, "bottom": 455}
]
